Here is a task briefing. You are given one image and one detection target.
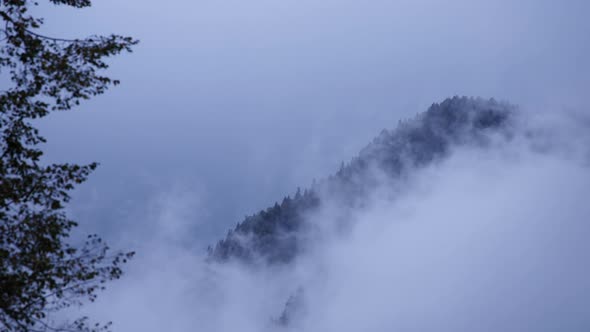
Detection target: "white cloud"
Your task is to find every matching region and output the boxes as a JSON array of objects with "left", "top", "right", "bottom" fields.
[{"left": 75, "top": 110, "right": 590, "bottom": 332}]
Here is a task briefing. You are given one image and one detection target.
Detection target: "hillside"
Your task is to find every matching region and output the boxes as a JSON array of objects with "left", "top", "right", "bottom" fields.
[{"left": 209, "top": 96, "right": 514, "bottom": 264}]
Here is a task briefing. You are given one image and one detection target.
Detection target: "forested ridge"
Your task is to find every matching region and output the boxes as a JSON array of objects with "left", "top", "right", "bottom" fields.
[{"left": 210, "top": 96, "right": 514, "bottom": 264}]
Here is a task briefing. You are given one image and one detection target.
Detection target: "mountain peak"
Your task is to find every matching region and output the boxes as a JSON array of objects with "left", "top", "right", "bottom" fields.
[{"left": 210, "top": 97, "right": 514, "bottom": 264}]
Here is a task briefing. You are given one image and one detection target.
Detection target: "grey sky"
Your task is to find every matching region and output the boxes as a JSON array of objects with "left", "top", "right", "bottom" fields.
[
  {"left": 35, "top": 0, "right": 590, "bottom": 242},
  {"left": 21, "top": 1, "right": 590, "bottom": 330}
]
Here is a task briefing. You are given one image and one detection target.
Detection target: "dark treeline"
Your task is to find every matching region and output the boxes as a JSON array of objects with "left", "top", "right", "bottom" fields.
[{"left": 209, "top": 96, "right": 514, "bottom": 264}]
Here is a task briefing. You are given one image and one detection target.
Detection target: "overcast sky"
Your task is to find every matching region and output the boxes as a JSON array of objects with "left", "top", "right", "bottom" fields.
[
  {"left": 18, "top": 1, "right": 590, "bottom": 330},
  {"left": 35, "top": 0, "right": 590, "bottom": 244}
]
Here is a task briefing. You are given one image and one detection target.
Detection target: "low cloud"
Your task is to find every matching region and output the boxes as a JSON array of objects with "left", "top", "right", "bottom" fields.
[{"left": 77, "top": 108, "right": 590, "bottom": 332}]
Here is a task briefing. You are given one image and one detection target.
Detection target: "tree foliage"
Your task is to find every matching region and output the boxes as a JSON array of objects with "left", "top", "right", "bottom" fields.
[
  {"left": 211, "top": 97, "right": 514, "bottom": 265},
  {"left": 0, "top": 1, "right": 137, "bottom": 331}
]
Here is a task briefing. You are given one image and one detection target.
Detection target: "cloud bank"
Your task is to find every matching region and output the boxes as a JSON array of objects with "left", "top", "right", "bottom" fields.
[{"left": 78, "top": 106, "right": 590, "bottom": 332}]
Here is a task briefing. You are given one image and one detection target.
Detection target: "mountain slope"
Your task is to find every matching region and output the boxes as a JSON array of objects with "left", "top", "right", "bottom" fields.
[{"left": 209, "top": 96, "right": 514, "bottom": 264}]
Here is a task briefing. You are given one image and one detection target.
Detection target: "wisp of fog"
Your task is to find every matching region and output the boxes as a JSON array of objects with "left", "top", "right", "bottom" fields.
[{"left": 79, "top": 103, "right": 590, "bottom": 332}]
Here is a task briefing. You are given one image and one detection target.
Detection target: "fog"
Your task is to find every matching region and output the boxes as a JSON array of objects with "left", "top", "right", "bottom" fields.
[
  {"left": 27, "top": 0, "right": 590, "bottom": 330},
  {"left": 36, "top": 0, "right": 590, "bottom": 241},
  {"left": 65, "top": 109, "right": 590, "bottom": 331}
]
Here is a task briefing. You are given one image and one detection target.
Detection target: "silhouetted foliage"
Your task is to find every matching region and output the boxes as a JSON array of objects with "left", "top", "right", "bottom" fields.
[
  {"left": 276, "top": 287, "right": 305, "bottom": 326},
  {"left": 210, "top": 97, "right": 514, "bottom": 265},
  {"left": 0, "top": 1, "right": 137, "bottom": 331}
]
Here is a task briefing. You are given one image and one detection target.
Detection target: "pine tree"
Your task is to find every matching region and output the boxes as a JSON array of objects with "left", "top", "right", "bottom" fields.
[{"left": 0, "top": 1, "right": 137, "bottom": 331}]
